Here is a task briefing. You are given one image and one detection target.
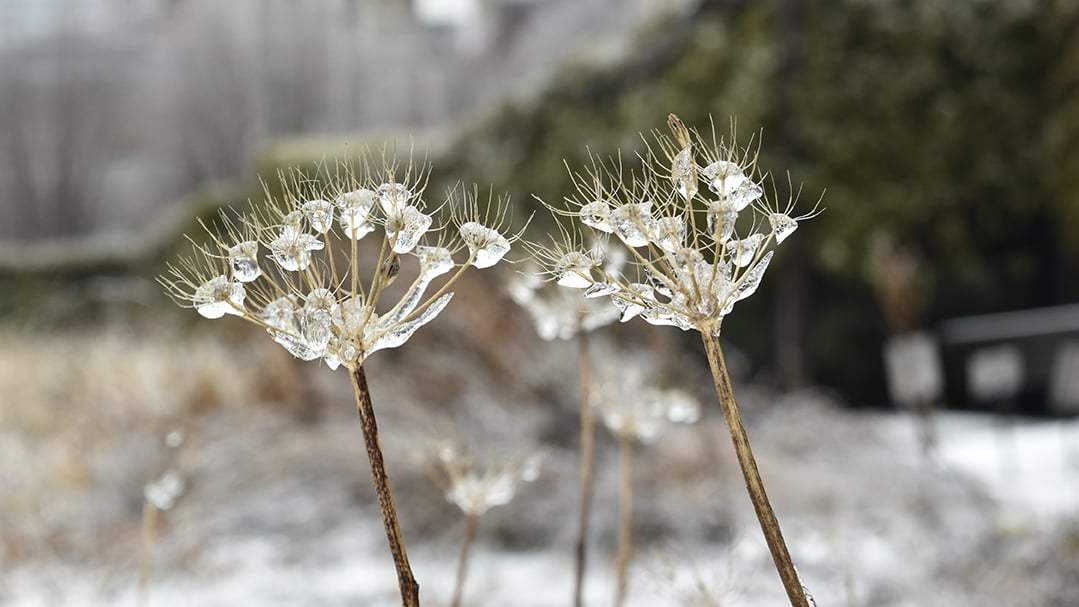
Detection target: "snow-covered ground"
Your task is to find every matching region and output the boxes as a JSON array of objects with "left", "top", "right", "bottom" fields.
[{"left": 4, "top": 397, "right": 1078, "bottom": 607}]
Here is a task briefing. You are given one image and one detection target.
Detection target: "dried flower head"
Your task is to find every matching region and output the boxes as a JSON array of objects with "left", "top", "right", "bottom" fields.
[
  {"left": 591, "top": 355, "right": 701, "bottom": 443},
  {"left": 538, "top": 114, "right": 821, "bottom": 336},
  {"left": 160, "top": 151, "right": 523, "bottom": 370},
  {"left": 426, "top": 441, "right": 545, "bottom": 517}
]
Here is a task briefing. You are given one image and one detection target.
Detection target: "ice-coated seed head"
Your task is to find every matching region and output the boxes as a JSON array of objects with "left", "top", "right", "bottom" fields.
[
  {"left": 385, "top": 205, "right": 432, "bottom": 254},
  {"left": 193, "top": 275, "right": 245, "bottom": 319},
  {"left": 459, "top": 222, "right": 511, "bottom": 268},
  {"left": 770, "top": 212, "right": 798, "bottom": 243},
  {"left": 671, "top": 147, "right": 698, "bottom": 200},
  {"left": 302, "top": 199, "right": 334, "bottom": 234},
  {"left": 555, "top": 251, "right": 596, "bottom": 288},
  {"left": 415, "top": 245, "right": 455, "bottom": 278},
  {"left": 610, "top": 202, "right": 654, "bottom": 248},
  {"left": 377, "top": 182, "right": 410, "bottom": 215},
  {"left": 579, "top": 200, "right": 614, "bottom": 233},
  {"left": 702, "top": 160, "right": 746, "bottom": 195}
]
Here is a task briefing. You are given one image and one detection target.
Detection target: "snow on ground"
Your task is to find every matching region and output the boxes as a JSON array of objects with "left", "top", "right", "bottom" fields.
[{"left": 4, "top": 394, "right": 1078, "bottom": 607}]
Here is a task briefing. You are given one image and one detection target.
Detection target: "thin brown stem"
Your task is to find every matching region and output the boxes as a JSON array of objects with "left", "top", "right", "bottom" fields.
[
  {"left": 700, "top": 331, "right": 809, "bottom": 607},
  {"left": 136, "top": 498, "right": 158, "bottom": 607},
  {"left": 574, "top": 329, "right": 595, "bottom": 607},
  {"left": 612, "top": 432, "right": 634, "bottom": 607},
  {"left": 450, "top": 513, "right": 479, "bottom": 607},
  {"left": 349, "top": 363, "right": 421, "bottom": 607}
]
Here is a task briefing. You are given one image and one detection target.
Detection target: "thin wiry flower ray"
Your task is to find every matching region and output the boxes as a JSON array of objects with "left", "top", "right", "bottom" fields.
[{"left": 161, "top": 148, "right": 519, "bottom": 369}]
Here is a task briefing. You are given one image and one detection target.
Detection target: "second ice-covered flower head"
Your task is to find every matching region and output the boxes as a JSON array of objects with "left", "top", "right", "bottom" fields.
[
  {"left": 537, "top": 115, "right": 819, "bottom": 336},
  {"left": 161, "top": 151, "right": 522, "bottom": 370}
]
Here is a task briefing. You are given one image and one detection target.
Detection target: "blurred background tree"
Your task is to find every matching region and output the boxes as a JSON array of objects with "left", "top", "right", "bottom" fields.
[{"left": 1, "top": 0, "right": 1074, "bottom": 405}]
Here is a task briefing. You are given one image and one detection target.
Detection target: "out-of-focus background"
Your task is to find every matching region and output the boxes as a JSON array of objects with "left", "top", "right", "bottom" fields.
[{"left": 2, "top": 1, "right": 1078, "bottom": 605}]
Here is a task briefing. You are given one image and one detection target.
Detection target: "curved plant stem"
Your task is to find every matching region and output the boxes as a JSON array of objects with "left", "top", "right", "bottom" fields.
[
  {"left": 701, "top": 332, "right": 809, "bottom": 607},
  {"left": 349, "top": 364, "right": 421, "bottom": 607},
  {"left": 612, "top": 432, "right": 634, "bottom": 607},
  {"left": 574, "top": 329, "right": 596, "bottom": 607},
  {"left": 450, "top": 513, "right": 479, "bottom": 607}
]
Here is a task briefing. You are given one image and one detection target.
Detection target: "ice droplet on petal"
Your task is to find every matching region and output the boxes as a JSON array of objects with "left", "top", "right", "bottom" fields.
[
  {"left": 228, "top": 241, "right": 261, "bottom": 283},
  {"left": 728, "top": 182, "right": 763, "bottom": 212},
  {"left": 579, "top": 200, "right": 614, "bottom": 233},
  {"left": 304, "top": 288, "right": 338, "bottom": 315},
  {"left": 377, "top": 182, "right": 410, "bottom": 216},
  {"left": 671, "top": 147, "right": 698, "bottom": 200},
  {"left": 366, "top": 292, "right": 454, "bottom": 354},
  {"left": 641, "top": 306, "right": 693, "bottom": 330},
  {"left": 386, "top": 205, "right": 431, "bottom": 254},
  {"left": 336, "top": 189, "right": 377, "bottom": 240},
  {"left": 728, "top": 233, "right": 763, "bottom": 267},
  {"left": 610, "top": 202, "right": 654, "bottom": 248},
  {"left": 584, "top": 281, "right": 620, "bottom": 298},
  {"left": 416, "top": 245, "right": 454, "bottom": 278},
  {"left": 613, "top": 284, "right": 652, "bottom": 322},
  {"left": 269, "top": 231, "right": 324, "bottom": 272},
  {"left": 650, "top": 216, "right": 685, "bottom": 252},
  {"left": 302, "top": 199, "right": 334, "bottom": 234},
  {"left": 301, "top": 308, "right": 332, "bottom": 354},
  {"left": 555, "top": 251, "right": 595, "bottom": 288},
  {"left": 702, "top": 160, "right": 747, "bottom": 195},
  {"left": 194, "top": 275, "right": 245, "bottom": 319},
  {"left": 459, "top": 222, "right": 511, "bottom": 268},
  {"left": 770, "top": 212, "right": 798, "bottom": 243},
  {"left": 261, "top": 296, "right": 321, "bottom": 361},
  {"left": 735, "top": 250, "right": 774, "bottom": 303}
]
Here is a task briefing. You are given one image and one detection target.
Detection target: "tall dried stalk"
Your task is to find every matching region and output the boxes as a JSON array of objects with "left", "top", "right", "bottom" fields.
[
  {"left": 350, "top": 364, "right": 420, "bottom": 607},
  {"left": 612, "top": 432, "right": 634, "bottom": 607},
  {"left": 450, "top": 513, "right": 479, "bottom": 607},
  {"left": 574, "top": 327, "right": 596, "bottom": 607},
  {"left": 701, "top": 332, "right": 808, "bottom": 607}
]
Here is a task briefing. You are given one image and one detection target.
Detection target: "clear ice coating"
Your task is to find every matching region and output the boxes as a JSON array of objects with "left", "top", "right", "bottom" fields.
[
  {"left": 385, "top": 205, "right": 432, "bottom": 254},
  {"left": 613, "top": 284, "right": 653, "bottom": 322},
  {"left": 734, "top": 250, "right": 773, "bottom": 303},
  {"left": 366, "top": 292, "right": 454, "bottom": 355},
  {"left": 304, "top": 288, "right": 339, "bottom": 315},
  {"left": 728, "top": 181, "right": 763, "bottom": 212},
  {"left": 770, "top": 212, "right": 798, "bottom": 243},
  {"left": 269, "top": 231, "right": 324, "bottom": 272},
  {"left": 555, "top": 251, "right": 595, "bottom": 288},
  {"left": 650, "top": 216, "right": 686, "bottom": 252},
  {"left": 228, "top": 241, "right": 261, "bottom": 283},
  {"left": 728, "top": 233, "right": 763, "bottom": 267},
  {"left": 671, "top": 146, "right": 698, "bottom": 200},
  {"left": 301, "top": 308, "right": 332, "bottom": 353},
  {"left": 702, "top": 160, "right": 747, "bottom": 195},
  {"left": 336, "top": 188, "right": 377, "bottom": 240},
  {"left": 579, "top": 200, "right": 614, "bottom": 233},
  {"left": 261, "top": 296, "right": 321, "bottom": 361},
  {"left": 302, "top": 199, "right": 334, "bottom": 234},
  {"left": 459, "top": 222, "right": 511, "bottom": 268},
  {"left": 610, "top": 201, "right": 654, "bottom": 247},
  {"left": 415, "top": 245, "right": 454, "bottom": 278},
  {"left": 194, "top": 275, "right": 245, "bottom": 319},
  {"left": 377, "top": 182, "right": 410, "bottom": 215},
  {"left": 584, "top": 281, "right": 620, "bottom": 298}
]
